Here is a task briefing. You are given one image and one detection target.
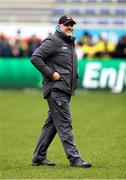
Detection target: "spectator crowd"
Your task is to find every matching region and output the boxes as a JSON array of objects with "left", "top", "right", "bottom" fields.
[
  {"left": 76, "top": 31, "right": 126, "bottom": 59},
  {"left": 0, "top": 32, "right": 41, "bottom": 58},
  {"left": 0, "top": 31, "right": 126, "bottom": 59}
]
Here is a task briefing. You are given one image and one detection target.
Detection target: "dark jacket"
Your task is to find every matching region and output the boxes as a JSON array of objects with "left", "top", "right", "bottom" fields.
[{"left": 31, "top": 30, "right": 78, "bottom": 98}]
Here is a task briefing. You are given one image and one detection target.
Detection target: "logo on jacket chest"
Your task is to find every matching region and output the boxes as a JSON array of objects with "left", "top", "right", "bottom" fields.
[
  {"left": 61, "top": 44, "right": 69, "bottom": 50},
  {"left": 62, "top": 46, "right": 68, "bottom": 50}
]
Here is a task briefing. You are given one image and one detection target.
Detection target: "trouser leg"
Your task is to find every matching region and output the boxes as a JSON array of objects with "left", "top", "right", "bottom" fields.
[
  {"left": 32, "top": 110, "right": 57, "bottom": 161},
  {"left": 47, "top": 89, "right": 82, "bottom": 163}
]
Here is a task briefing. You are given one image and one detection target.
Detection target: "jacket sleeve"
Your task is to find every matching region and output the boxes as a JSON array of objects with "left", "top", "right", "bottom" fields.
[{"left": 31, "top": 38, "right": 56, "bottom": 77}]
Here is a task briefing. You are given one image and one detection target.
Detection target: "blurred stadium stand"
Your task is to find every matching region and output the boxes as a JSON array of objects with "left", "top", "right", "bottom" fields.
[{"left": 0, "top": 0, "right": 126, "bottom": 27}]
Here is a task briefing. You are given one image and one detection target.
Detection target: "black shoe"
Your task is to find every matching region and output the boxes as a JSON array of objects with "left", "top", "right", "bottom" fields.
[
  {"left": 70, "top": 160, "right": 92, "bottom": 168},
  {"left": 31, "top": 159, "right": 55, "bottom": 166}
]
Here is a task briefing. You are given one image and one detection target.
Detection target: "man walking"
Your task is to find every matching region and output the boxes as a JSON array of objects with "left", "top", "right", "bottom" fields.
[{"left": 31, "top": 15, "right": 91, "bottom": 168}]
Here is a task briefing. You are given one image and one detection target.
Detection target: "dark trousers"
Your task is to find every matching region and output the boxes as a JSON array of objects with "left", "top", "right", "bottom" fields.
[{"left": 32, "top": 89, "right": 82, "bottom": 163}]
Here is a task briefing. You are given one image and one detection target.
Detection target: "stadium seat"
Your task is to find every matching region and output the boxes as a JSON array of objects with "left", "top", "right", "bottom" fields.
[
  {"left": 117, "top": 0, "right": 126, "bottom": 2},
  {"left": 100, "top": 0, "right": 112, "bottom": 2},
  {"left": 70, "top": 9, "right": 80, "bottom": 15},
  {"left": 56, "top": 0, "right": 66, "bottom": 2},
  {"left": 71, "top": 0, "right": 82, "bottom": 2},
  {"left": 100, "top": 9, "right": 111, "bottom": 15},
  {"left": 52, "top": 8, "right": 65, "bottom": 15},
  {"left": 85, "top": 9, "right": 96, "bottom": 15},
  {"left": 86, "top": 0, "right": 97, "bottom": 2},
  {"left": 113, "top": 19, "right": 125, "bottom": 24},
  {"left": 115, "top": 9, "right": 126, "bottom": 15},
  {"left": 98, "top": 19, "right": 109, "bottom": 24},
  {"left": 83, "top": 19, "right": 94, "bottom": 24}
]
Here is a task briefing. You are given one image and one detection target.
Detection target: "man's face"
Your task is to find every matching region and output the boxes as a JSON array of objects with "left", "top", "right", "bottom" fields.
[{"left": 59, "top": 22, "right": 74, "bottom": 36}]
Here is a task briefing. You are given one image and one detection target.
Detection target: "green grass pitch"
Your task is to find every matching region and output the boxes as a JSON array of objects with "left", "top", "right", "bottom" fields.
[{"left": 0, "top": 90, "right": 126, "bottom": 179}]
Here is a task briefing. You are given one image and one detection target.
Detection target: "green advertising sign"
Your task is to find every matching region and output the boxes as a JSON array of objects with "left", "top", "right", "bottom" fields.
[
  {"left": 0, "top": 58, "right": 126, "bottom": 93},
  {"left": 78, "top": 59, "right": 126, "bottom": 93},
  {"left": 0, "top": 58, "right": 41, "bottom": 88}
]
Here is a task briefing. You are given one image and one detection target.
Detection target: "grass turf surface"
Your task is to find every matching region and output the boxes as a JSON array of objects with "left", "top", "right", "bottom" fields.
[{"left": 0, "top": 90, "right": 126, "bottom": 179}]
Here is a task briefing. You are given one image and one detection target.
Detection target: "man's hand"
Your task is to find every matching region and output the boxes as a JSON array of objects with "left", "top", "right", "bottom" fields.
[{"left": 51, "top": 72, "right": 60, "bottom": 81}]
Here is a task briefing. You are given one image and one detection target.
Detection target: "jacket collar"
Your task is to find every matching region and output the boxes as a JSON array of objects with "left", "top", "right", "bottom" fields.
[{"left": 55, "top": 25, "right": 75, "bottom": 43}]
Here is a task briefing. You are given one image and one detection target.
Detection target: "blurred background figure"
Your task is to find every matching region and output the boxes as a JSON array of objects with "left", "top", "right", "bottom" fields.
[
  {"left": 0, "top": 33, "right": 11, "bottom": 57},
  {"left": 27, "top": 34, "right": 41, "bottom": 57},
  {"left": 11, "top": 39, "right": 24, "bottom": 57},
  {"left": 111, "top": 35, "right": 126, "bottom": 58},
  {"left": 75, "top": 40, "right": 84, "bottom": 60}
]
